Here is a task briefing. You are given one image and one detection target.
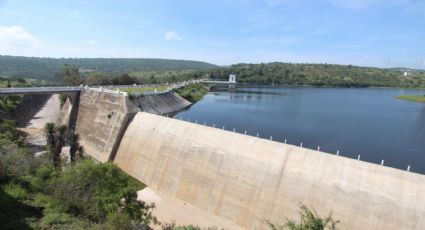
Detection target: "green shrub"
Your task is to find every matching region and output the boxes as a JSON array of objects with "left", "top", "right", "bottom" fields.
[
  {"left": 59, "top": 94, "right": 68, "bottom": 108},
  {"left": 49, "top": 160, "right": 146, "bottom": 222},
  {"left": 267, "top": 205, "right": 339, "bottom": 230},
  {"left": 4, "top": 182, "right": 28, "bottom": 200},
  {"left": 176, "top": 83, "right": 208, "bottom": 103}
]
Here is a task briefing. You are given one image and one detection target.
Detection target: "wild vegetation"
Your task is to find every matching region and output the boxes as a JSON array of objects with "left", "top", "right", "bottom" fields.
[
  {"left": 118, "top": 85, "right": 170, "bottom": 94},
  {"left": 396, "top": 95, "right": 425, "bottom": 103},
  {"left": 175, "top": 83, "right": 209, "bottom": 102},
  {"left": 208, "top": 63, "right": 425, "bottom": 88},
  {"left": 0, "top": 55, "right": 217, "bottom": 80},
  {"left": 2, "top": 55, "right": 424, "bottom": 89}
]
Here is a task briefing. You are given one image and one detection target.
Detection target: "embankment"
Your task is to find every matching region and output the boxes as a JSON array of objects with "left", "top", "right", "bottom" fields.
[
  {"left": 114, "top": 112, "right": 425, "bottom": 230},
  {"left": 130, "top": 91, "right": 191, "bottom": 115}
]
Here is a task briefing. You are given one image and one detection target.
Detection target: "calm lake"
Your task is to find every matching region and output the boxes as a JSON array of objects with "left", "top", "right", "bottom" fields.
[{"left": 176, "top": 86, "right": 425, "bottom": 174}]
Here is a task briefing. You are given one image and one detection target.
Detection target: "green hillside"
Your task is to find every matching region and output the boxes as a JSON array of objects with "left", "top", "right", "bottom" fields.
[
  {"left": 208, "top": 63, "right": 425, "bottom": 88},
  {"left": 0, "top": 55, "right": 218, "bottom": 80}
]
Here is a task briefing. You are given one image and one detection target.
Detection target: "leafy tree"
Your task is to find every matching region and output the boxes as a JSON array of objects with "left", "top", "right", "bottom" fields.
[
  {"left": 43, "top": 123, "right": 67, "bottom": 170},
  {"left": 61, "top": 65, "right": 82, "bottom": 85},
  {"left": 68, "top": 133, "right": 80, "bottom": 164}
]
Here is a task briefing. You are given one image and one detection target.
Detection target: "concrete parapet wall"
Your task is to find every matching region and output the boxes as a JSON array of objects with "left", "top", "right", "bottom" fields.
[
  {"left": 114, "top": 112, "right": 425, "bottom": 229},
  {"left": 130, "top": 91, "right": 191, "bottom": 115},
  {"left": 75, "top": 90, "right": 138, "bottom": 162}
]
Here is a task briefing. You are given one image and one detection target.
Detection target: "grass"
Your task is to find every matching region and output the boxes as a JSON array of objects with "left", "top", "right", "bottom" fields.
[
  {"left": 175, "top": 83, "right": 209, "bottom": 103},
  {"left": 396, "top": 95, "right": 425, "bottom": 103},
  {"left": 116, "top": 85, "right": 169, "bottom": 93}
]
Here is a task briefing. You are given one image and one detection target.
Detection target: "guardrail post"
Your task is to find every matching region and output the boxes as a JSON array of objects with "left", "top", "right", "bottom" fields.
[
  {"left": 380, "top": 160, "right": 384, "bottom": 166},
  {"left": 233, "top": 128, "right": 235, "bottom": 132},
  {"left": 300, "top": 142, "right": 303, "bottom": 147},
  {"left": 222, "top": 125, "right": 225, "bottom": 130},
  {"left": 256, "top": 133, "right": 259, "bottom": 138},
  {"left": 244, "top": 130, "right": 247, "bottom": 135},
  {"left": 357, "top": 155, "right": 361, "bottom": 160},
  {"left": 284, "top": 139, "right": 287, "bottom": 143},
  {"left": 407, "top": 165, "right": 411, "bottom": 172},
  {"left": 317, "top": 146, "right": 320, "bottom": 151},
  {"left": 270, "top": 136, "right": 273, "bottom": 140},
  {"left": 336, "top": 150, "right": 339, "bottom": 156}
]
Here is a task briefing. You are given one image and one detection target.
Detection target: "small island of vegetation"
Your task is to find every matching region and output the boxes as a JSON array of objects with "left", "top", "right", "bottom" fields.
[
  {"left": 396, "top": 95, "right": 425, "bottom": 103},
  {"left": 175, "top": 83, "right": 209, "bottom": 103}
]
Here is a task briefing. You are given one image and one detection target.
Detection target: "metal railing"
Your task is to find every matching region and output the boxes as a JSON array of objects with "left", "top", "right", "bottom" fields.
[{"left": 155, "top": 113, "right": 414, "bottom": 173}]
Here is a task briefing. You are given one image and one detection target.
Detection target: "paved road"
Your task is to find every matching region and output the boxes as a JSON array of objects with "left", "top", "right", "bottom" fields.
[
  {"left": 0, "top": 87, "right": 82, "bottom": 95},
  {"left": 0, "top": 79, "right": 207, "bottom": 96}
]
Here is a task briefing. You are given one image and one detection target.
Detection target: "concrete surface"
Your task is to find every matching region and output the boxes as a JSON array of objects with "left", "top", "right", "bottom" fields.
[
  {"left": 25, "top": 94, "right": 61, "bottom": 129},
  {"left": 138, "top": 187, "right": 244, "bottom": 230},
  {"left": 114, "top": 112, "right": 425, "bottom": 230},
  {"left": 75, "top": 90, "right": 139, "bottom": 162},
  {"left": 131, "top": 91, "right": 191, "bottom": 115}
]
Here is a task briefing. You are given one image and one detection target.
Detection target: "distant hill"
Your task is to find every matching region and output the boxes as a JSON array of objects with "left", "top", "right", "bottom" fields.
[
  {"left": 208, "top": 62, "right": 425, "bottom": 88},
  {"left": 0, "top": 55, "right": 218, "bottom": 80}
]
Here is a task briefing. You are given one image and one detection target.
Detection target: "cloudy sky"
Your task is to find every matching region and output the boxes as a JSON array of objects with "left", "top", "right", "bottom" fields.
[{"left": 0, "top": 0, "right": 424, "bottom": 68}]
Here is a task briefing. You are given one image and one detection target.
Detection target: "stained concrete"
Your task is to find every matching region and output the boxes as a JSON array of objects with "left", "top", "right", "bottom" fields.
[
  {"left": 114, "top": 112, "right": 425, "bottom": 230},
  {"left": 75, "top": 90, "right": 139, "bottom": 162},
  {"left": 131, "top": 92, "right": 191, "bottom": 115}
]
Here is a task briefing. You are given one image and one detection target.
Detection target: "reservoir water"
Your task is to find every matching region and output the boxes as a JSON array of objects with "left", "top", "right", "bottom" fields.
[{"left": 176, "top": 86, "right": 425, "bottom": 174}]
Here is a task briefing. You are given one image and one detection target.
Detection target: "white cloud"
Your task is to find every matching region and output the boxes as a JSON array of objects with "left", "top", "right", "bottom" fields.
[
  {"left": 81, "top": 39, "right": 96, "bottom": 45},
  {"left": 0, "top": 26, "right": 39, "bottom": 55},
  {"left": 165, "top": 31, "right": 182, "bottom": 41},
  {"left": 423, "top": 60, "right": 425, "bottom": 66}
]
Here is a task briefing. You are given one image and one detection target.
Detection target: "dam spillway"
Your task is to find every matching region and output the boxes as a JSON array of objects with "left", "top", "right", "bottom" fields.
[
  {"left": 112, "top": 112, "right": 425, "bottom": 229},
  {"left": 31, "top": 89, "right": 424, "bottom": 229}
]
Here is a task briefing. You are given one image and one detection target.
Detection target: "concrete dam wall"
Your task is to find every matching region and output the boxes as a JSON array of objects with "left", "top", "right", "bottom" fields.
[
  {"left": 75, "top": 90, "right": 139, "bottom": 162},
  {"left": 113, "top": 112, "right": 425, "bottom": 230},
  {"left": 131, "top": 91, "right": 191, "bottom": 115},
  {"left": 74, "top": 90, "right": 191, "bottom": 162}
]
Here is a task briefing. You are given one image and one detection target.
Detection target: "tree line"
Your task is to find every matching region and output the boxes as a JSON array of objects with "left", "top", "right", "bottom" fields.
[
  {"left": 207, "top": 63, "right": 425, "bottom": 88},
  {"left": 0, "top": 55, "right": 217, "bottom": 80}
]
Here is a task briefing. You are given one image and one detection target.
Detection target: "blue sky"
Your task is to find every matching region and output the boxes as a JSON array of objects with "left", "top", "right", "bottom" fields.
[{"left": 0, "top": 0, "right": 424, "bottom": 68}]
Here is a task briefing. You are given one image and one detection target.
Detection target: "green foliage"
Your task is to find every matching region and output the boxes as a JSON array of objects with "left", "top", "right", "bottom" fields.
[
  {"left": 129, "top": 69, "right": 207, "bottom": 84},
  {"left": 59, "top": 94, "right": 67, "bottom": 108},
  {"left": 0, "top": 120, "right": 26, "bottom": 146},
  {"left": 0, "top": 96, "right": 22, "bottom": 120},
  {"left": 396, "top": 94, "right": 425, "bottom": 103},
  {"left": 176, "top": 83, "right": 209, "bottom": 102},
  {"left": 208, "top": 63, "right": 425, "bottom": 88},
  {"left": 119, "top": 85, "right": 169, "bottom": 94},
  {"left": 49, "top": 160, "right": 146, "bottom": 222},
  {"left": 267, "top": 205, "right": 339, "bottom": 230},
  {"left": 61, "top": 64, "right": 83, "bottom": 86},
  {"left": 68, "top": 132, "right": 81, "bottom": 164},
  {"left": 0, "top": 55, "right": 217, "bottom": 80},
  {"left": 43, "top": 123, "right": 67, "bottom": 170}
]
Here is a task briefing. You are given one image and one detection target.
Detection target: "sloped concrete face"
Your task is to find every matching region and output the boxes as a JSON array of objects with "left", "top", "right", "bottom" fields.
[
  {"left": 131, "top": 92, "right": 191, "bottom": 115},
  {"left": 75, "top": 90, "right": 139, "bottom": 162},
  {"left": 114, "top": 112, "right": 425, "bottom": 229}
]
